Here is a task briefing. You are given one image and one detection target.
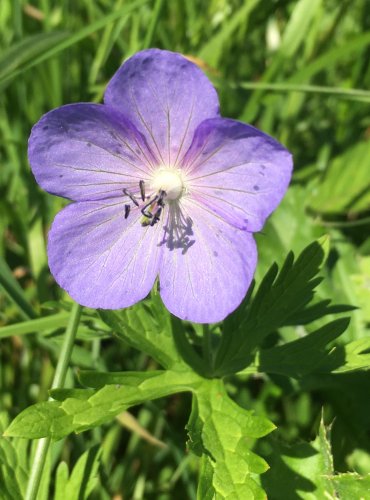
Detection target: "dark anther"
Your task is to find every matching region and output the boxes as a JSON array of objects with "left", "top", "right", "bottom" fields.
[
  {"left": 141, "top": 195, "right": 159, "bottom": 218},
  {"left": 150, "top": 207, "right": 162, "bottom": 226},
  {"left": 124, "top": 204, "right": 130, "bottom": 219},
  {"left": 139, "top": 180, "right": 145, "bottom": 201},
  {"left": 157, "top": 190, "right": 166, "bottom": 207},
  {"left": 123, "top": 188, "right": 139, "bottom": 207}
]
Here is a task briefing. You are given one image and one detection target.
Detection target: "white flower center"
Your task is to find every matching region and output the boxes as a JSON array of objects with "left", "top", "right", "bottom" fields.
[{"left": 151, "top": 168, "right": 184, "bottom": 201}]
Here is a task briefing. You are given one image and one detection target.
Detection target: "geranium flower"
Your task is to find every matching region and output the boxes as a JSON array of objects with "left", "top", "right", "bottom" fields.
[{"left": 29, "top": 49, "right": 292, "bottom": 323}]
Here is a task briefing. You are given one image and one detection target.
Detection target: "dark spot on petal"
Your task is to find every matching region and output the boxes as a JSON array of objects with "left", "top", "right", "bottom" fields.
[
  {"left": 142, "top": 57, "right": 151, "bottom": 66},
  {"left": 213, "top": 251, "right": 218, "bottom": 257},
  {"left": 180, "top": 63, "right": 187, "bottom": 69},
  {"left": 59, "top": 174, "right": 63, "bottom": 178},
  {"left": 253, "top": 185, "right": 260, "bottom": 191},
  {"left": 261, "top": 165, "right": 266, "bottom": 170},
  {"left": 87, "top": 142, "right": 92, "bottom": 147},
  {"left": 129, "top": 71, "right": 137, "bottom": 79},
  {"left": 135, "top": 149, "right": 141, "bottom": 155},
  {"left": 42, "top": 125, "right": 49, "bottom": 130},
  {"left": 115, "top": 149, "right": 121, "bottom": 154}
]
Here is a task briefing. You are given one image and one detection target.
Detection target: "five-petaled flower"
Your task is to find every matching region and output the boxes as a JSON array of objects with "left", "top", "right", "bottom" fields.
[{"left": 29, "top": 49, "right": 292, "bottom": 323}]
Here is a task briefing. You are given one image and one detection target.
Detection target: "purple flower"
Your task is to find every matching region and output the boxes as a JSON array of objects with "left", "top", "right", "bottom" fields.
[{"left": 28, "top": 49, "right": 292, "bottom": 323}]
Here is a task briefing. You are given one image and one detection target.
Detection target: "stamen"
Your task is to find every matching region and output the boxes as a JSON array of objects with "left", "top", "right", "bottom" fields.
[
  {"left": 150, "top": 206, "right": 162, "bottom": 226},
  {"left": 157, "top": 190, "right": 166, "bottom": 207},
  {"left": 122, "top": 188, "right": 139, "bottom": 207},
  {"left": 139, "top": 180, "right": 146, "bottom": 201},
  {"left": 123, "top": 181, "right": 167, "bottom": 227},
  {"left": 141, "top": 195, "right": 158, "bottom": 218}
]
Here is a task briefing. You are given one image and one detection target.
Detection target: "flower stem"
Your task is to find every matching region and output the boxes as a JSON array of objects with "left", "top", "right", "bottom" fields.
[
  {"left": 202, "top": 324, "right": 213, "bottom": 376},
  {"left": 25, "top": 302, "right": 82, "bottom": 500}
]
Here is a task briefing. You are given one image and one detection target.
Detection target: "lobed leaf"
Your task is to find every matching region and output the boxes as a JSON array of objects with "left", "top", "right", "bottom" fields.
[
  {"left": 215, "top": 239, "right": 333, "bottom": 375},
  {"left": 188, "top": 379, "right": 275, "bottom": 499},
  {"left": 0, "top": 413, "right": 29, "bottom": 499},
  {"left": 5, "top": 370, "right": 201, "bottom": 440},
  {"left": 100, "top": 293, "right": 186, "bottom": 369},
  {"left": 262, "top": 417, "right": 336, "bottom": 499},
  {"left": 256, "top": 318, "right": 350, "bottom": 378},
  {"left": 263, "top": 416, "right": 370, "bottom": 498},
  {"left": 330, "top": 472, "right": 370, "bottom": 498},
  {"left": 54, "top": 446, "right": 101, "bottom": 500}
]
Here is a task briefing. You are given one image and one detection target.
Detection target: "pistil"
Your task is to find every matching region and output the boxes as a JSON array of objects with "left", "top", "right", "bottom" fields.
[{"left": 123, "top": 168, "right": 186, "bottom": 228}]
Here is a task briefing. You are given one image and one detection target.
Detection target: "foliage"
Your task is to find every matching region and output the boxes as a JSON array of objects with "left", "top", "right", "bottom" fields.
[{"left": 1, "top": 0, "right": 370, "bottom": 498}]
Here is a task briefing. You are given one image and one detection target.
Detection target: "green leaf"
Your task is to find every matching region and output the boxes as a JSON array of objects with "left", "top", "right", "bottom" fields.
[
  {"left": 350, "top": 255, "right": 370, "bottom": 322},
  {"left": 279, "top": 0, "right": 322, "bottom": 58},
  {"left": 5, "top": 401, "right": 76, "bottom": 440},
  {"left": 197, "top": 456, "right": 215, "bottom": 500},
  {"left": 0, "top": 1, "right": 148, "bottom": 90},
  {"left": 58, "top": 446, "right": 101, "bottom": 500},
  {"left": 330, "top": 338, "right": 370, "bottom": 373},
  {"left": 309, "top": 142, "right": 370, "bottom": 215},
  {"left": 257, "top": 318, "right": 350, "bottom": 378},
  {"left": 99, "top": 294, "right": 185, "bottom": 369},
  {"left": 188, "top": 379, "right": 275, "bottom": 499},
  {"left": 262, "top": 417, "right": 337, "bottom": 499},
  {"left": 0, "top": 32, "right": 68, "bottom": 82},
  {"left": 0, "top": 413, "right": 29, "bottom": 499},
  {"left": 330, "top": 472, "right": 370, "bottom": 498},
  {"left": 0, "top": 466, "right": 23, "bottom": 500},
  {"left": 288, "top": 31, "right": 370, "bottom": 85},
  {"left": 0, "top": 256, "right": 37, "bottom": 320},
  {"left": 5, "top": 370, "right": 201, "bottom": 440},
  {"left": 0, "top": 312, "right": 70, "bottom": 339},
  {"left": 215, "top": 240, "right": 331, "bottom": 375},
  {"left": 263, "top": 417, "right": 370, "bottom": 498},
  {"left": 54, "top": 462, "right": 69, "bottom": 500},
  {"left": 199, "top": 0, "right": 260, "bottom": 67}
]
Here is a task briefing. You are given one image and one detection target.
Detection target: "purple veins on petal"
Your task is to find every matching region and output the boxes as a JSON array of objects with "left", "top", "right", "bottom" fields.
[
  {"left": 48, "top": 200, "right": 162, "bottom": 309},
  {"left": 183, "top": 118, "right": 293, "bottom": 232},
  {"left": 28, "top": 48, "right": 293, "bottom": 323},
  {"left": 104, "top": 49, "right": 220, "bottom": 169},
  {"left": 159, "top": 198, "right": 257, "bottom": 324},
  {"left": 28, "top": 103, "right": 157, "bottom": 202}
]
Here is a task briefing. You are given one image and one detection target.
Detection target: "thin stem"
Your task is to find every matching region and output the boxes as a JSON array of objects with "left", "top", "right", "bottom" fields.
[
  {"left": 202, "top": 325, "right": 213, "bottom": 375},
  {"left": 25, "top": 302, "right": 82, "bottom": 500}
]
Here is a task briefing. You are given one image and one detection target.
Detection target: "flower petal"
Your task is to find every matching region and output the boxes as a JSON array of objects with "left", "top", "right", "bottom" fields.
[
  {"left": 104, "top": 49, "right": 220, "bottom": 169},
  {"left": 159, "top": 199, "right": 257, "bottom": 323},
  {"left": 48, "top": 200, "right": 162, "bottom": 309},
  {"left": 29, "top": 103, "right": 157, "bottom": 201},
  {"left": 183, "top": 118, "right": 293, "bottom": 232}
]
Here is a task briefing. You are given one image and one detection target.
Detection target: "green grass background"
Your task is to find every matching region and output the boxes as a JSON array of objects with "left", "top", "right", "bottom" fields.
[{"left": 1, "top": 0, "right": 370, "bottom": 498}]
